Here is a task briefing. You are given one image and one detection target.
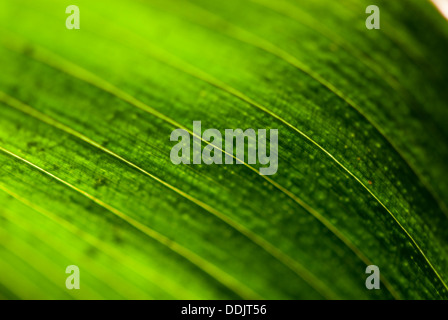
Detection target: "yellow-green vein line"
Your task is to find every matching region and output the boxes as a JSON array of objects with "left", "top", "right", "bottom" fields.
[
  {"left": 140, "top": 1, "right": 448, "bottom": 293},
  {"left": 0, "top": 184, "right": 189, "bottom": 299}
]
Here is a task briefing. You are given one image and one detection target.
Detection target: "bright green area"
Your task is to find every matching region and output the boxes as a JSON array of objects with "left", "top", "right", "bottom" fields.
[{"left": 0, "top": 0, "right": 447, "bottom": 299}]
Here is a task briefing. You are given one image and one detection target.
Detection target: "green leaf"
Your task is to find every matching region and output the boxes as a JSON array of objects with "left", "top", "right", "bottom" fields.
[{"left": 0, "top": 0, "right": 447, "bottom": 299}]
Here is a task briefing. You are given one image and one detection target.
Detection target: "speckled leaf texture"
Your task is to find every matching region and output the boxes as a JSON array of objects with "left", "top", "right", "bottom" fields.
[{"left": 0, "top": 0, "right": 447, "bottom": 300}]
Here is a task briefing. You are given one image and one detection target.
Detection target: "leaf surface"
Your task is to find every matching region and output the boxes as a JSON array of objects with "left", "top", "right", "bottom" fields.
[{"left": 0, "top": 0, "right": 447, "bottom": 299}]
